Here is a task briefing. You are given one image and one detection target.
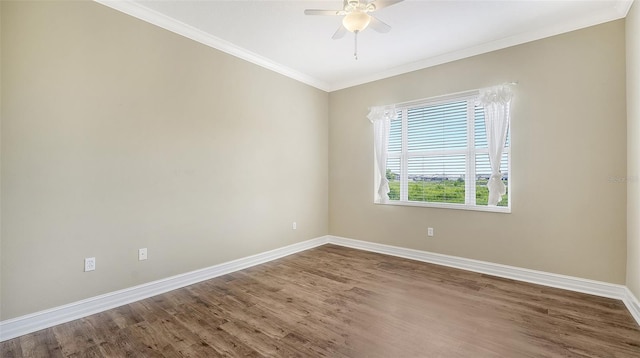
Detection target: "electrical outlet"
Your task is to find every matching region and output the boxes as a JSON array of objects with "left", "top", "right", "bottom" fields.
[
  {"left": 138, "top": 248, "right": 148, "bottom": 261},
  {"left": 292, "top": 221, "right": 297, "bottom": 230},
  {"left": 84, "top": 257, "right": 96, "bottom": 272},
  {"left": 428, "top": 227, "right": 434, "bottom": 237}
]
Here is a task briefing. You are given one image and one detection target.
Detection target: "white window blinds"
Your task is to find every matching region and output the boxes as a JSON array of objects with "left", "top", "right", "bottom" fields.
[{"left": 377, "top": 88, "right": 512, "bottom": 212}]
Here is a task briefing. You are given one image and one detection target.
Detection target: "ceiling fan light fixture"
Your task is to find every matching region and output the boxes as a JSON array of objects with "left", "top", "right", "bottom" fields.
[{"left": 342, "top": 11, "right": 371, "bottom": 32}]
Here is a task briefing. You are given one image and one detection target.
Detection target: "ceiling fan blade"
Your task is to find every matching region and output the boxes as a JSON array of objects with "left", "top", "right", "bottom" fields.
[
  {"left": 304, "top": 9, "right": 344, "bottom": 16},
  {"left": 369, "top": 0, "right": 403, "bottom": 11},
  {"left": 369, "top": 16, "right": 392, "bottom": 33},
  {"left": 332, "top": 25, "right": 347, "bottom": 40}
]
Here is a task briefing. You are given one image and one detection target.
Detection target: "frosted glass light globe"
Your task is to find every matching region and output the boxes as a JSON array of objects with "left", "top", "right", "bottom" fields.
[{"left": 342, "top": 11, "right": 371, "bottom": 32}]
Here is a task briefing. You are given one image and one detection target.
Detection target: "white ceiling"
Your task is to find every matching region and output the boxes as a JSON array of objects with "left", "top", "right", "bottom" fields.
[{"left": 96, "top": 0, "right": 633, "bottom": 91}]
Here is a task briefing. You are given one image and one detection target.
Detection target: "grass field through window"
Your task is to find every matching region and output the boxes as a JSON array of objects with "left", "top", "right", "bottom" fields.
[{"left": 388, "top": 179, "right": 508, "bottom": 206}]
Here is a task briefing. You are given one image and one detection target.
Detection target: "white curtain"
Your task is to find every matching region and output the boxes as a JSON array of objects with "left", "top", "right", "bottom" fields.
[
  {"left": 477, "top": 85, "right": 514, "bottom": 206},
  {"left": 368, "top": 105, "right": 397, "bottom": 202}
]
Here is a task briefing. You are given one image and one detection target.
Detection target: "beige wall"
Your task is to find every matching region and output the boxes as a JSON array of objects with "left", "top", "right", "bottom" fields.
[
  {"left": 0, "top": 0, "right": 633, "bottom": 322},
  {"left": 628, "top": 1, "right": 640, "bottom": 298},
  {"left": 329, "top": 20, "right": 627, "bottom": 284},
  {"left": 0, "top": 1, "right": 328, "bottom": 320}
]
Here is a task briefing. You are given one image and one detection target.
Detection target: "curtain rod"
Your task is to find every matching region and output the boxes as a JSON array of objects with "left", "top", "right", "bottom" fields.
[{"left": 368, "top": 81, "right": 518, "bottom": 111}]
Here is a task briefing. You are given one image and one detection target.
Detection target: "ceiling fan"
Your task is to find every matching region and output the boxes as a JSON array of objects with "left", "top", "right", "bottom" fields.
[{"left": 304, "top": 0, "right": 404, "bottom": 59}]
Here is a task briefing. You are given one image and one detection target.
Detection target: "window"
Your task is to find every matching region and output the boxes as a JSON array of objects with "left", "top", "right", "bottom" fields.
[{"left": 380, "top": 91, "right": 510, "bottom": 212}]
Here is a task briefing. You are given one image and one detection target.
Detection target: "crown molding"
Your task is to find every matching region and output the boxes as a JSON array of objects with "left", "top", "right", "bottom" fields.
[
  {"left": 94, "top": 0, "right": 331, "bottom": 92},
  {"left": 615, "top": 0, "right": 635, "bottom": 17},
  {"left": 97, "top": 0, "right": 633, "bottom": 92},
  {"left": 95, "top": 0, "right": 631, "bottom": 93},
  {"left": 329, "top": 1, "right": 632, "bottom": 91}
]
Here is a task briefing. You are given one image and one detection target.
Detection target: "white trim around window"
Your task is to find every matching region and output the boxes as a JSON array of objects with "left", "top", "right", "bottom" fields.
[{"left": 374, "top": 90, "right": 512, "bottom": 213}]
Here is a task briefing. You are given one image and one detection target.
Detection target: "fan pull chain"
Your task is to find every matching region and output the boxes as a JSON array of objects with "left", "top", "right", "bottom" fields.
[{"left": 354, "top": 31, "right": 359, "bottom": 60}]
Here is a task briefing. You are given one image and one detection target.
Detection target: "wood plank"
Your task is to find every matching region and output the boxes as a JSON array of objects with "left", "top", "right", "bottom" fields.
[{"left": 1, "top": 244, "right": 639, "bottom": 357}]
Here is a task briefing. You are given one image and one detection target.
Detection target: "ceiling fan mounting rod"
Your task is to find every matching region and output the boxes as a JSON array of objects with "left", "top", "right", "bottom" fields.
[{"left": 354, "top": 31, "right": 359, "bottom": 60}]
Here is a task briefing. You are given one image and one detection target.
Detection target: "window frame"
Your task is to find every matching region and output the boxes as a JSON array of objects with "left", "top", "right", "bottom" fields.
[{"left": 375, "top": 90, "right": 511, "bottom": 213}]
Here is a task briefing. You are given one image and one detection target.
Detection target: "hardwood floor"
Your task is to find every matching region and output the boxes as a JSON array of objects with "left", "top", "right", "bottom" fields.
[{"left": 2, "top": 244, "right": 640, "bottom": 357}]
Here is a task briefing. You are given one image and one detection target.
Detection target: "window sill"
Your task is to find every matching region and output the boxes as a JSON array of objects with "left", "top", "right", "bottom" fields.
[{"left": 375, "top": 200, "right": 511, "bottom": 213}]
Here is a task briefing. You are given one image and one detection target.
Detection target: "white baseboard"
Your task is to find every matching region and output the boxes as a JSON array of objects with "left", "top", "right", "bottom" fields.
[
  {"left": 328, "top": 235, "right": 640, "bottom": 326},
  {"left": 623, "top": 287, "right": 640, "bottom": 324},
  {"left": 2, "top": 234, "right": 638, "bottom": 342},
  {"left": 326, "top": 236, "right": 629, "bottom": 301},
  {"left": 0, "top": 236, "right": 329, "bottom": 342}
]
